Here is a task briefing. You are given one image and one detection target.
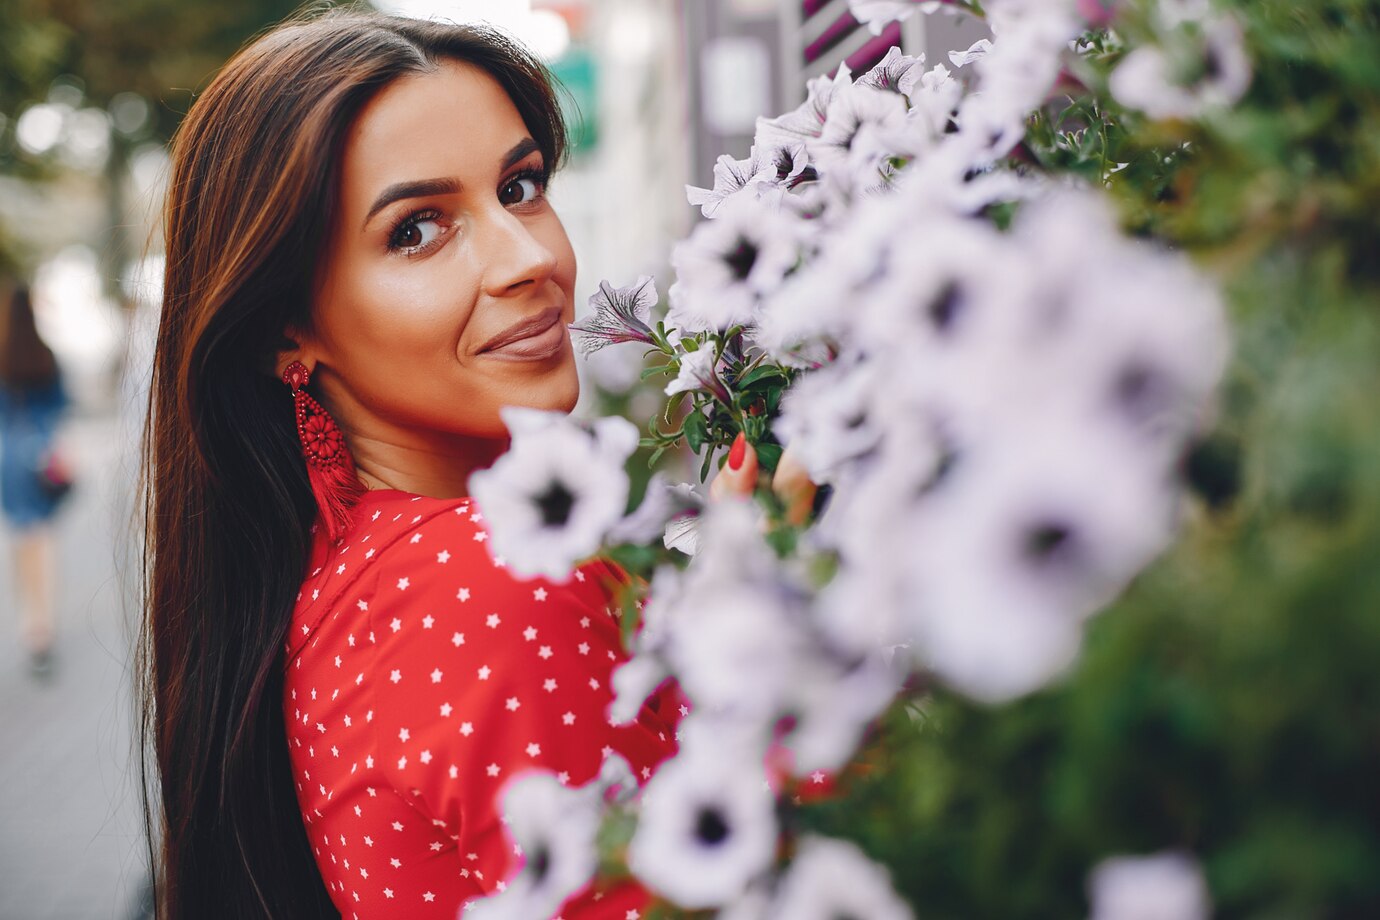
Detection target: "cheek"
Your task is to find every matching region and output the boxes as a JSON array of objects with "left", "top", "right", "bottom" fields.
[
  {"left": 323, "top": 253, "right": 480, "bottom": 357},
  {"left": 538, "top": 213, "right": 578, "bottom": 301}
]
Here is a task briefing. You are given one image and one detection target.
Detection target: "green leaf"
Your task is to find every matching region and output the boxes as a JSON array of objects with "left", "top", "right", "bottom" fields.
[
  {"left": 640, "top": 363, "right": 672, "bottom": 380},
  {"left": 699, "top": 446, "right": 717, "bottom": 483},
  {"left": 683, "top": 410, "right": 708, "bottom": 454},
  {"left": 663, "top": 389, "right": 689, "bottom": 425},
  {"left": 755, "top": 440, "right": 783, "bottom": 474},
  {"left": 738, "top": 364, "right": 787, "bottom": 389}
]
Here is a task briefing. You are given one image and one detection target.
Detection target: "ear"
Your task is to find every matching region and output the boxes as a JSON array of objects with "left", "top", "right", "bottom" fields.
[{"left": 274, "top": 323, "right": 319, "bottom": 382}]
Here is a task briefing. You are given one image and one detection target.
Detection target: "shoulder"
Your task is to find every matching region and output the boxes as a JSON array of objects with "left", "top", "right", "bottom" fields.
[{"left": 356, "top": 489, "right": 628, "bottom": 637}]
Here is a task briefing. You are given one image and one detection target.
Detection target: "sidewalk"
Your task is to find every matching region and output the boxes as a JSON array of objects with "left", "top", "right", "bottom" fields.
[{"left": 0, "top": 411, "right": 150, "bottom": 920}]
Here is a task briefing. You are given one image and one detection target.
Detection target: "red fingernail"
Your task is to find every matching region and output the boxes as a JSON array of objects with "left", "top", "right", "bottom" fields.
[{"left": 728, "top": 433, "right": 747, "bottom": 471}]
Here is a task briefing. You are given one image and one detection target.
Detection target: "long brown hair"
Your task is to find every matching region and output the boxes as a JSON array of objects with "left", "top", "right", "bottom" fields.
[
  {"left": 0, "top": 285, "right": 61, "bottom": 389},
  {"left": 137, "top": 8, "right": 567, "bottom": 917}
]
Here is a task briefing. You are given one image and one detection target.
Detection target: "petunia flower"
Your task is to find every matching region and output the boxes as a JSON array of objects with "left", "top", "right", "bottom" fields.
[
  {"left": 667, "top": 193, "right": 806, "bottom": 334},
  {"left": 664, "top": 350, "right": 732, "bottom": 404},
  {"left": 1110, "top": 13, "right": 1251, "bottom": 120},
  {"left": 807, "top": 83, "right": 910, "bottom": 188},
  {"left": 686, "top": 144, "right": 808, "bottom": 219},
  {"left": 469, "top": 408, "right": 639, "bottom": 581},
  {"left": 753, "top": 65, "right": 853, "bottom": 152},
  {"left": 567, "top": 275, "right": 657, "bottom": 355},
  {"left": 627, "top": 718, "right": 776, "bottom": 909},
  {"left": 767, "top": 835, "right": 914, "bottom": 920},
  {"left": 464, "top": 770, "right": 601, "bottom": 920},
  {"left": 1087, "top": 851, "right": 1211, "bottom": 920},
  {"left": 847, "top": 0, "right": 947, "bottom": 36},
  {"left": 855, "top": 46, "right": 926, "bottom": 96}
]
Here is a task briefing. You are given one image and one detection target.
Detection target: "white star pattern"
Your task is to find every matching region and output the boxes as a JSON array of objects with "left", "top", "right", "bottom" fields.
[{"left": 281, "top": 492, "right": 681, "bottom": 916}]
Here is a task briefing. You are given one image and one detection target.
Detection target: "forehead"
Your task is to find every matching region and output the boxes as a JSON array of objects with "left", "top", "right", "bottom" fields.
[{"left": 339, "top": 60, "right": 532, "bottom": 203}]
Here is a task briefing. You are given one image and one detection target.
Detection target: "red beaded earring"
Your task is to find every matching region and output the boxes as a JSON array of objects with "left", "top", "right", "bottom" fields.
[{"left": 282, "top": 361, "right": 365, "bottom": 541}]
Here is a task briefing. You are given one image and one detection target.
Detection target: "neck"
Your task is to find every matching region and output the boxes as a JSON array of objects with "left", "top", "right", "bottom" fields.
[{"left": 344, "top": 427, "right": 507, "bottom": 499}]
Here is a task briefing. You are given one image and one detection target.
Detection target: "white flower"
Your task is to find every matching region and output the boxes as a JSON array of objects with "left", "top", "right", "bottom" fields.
[
  {"left": 1110, "top": 14, "right": 1251, "bottom": 120},
  {"left": 607, "top": 473, "right": 695, "bottom": 546},
  {"left": 780, "top": 651, "right": 902, "bottom": 774},
  {"left": 768, "top": 835, "right": 913, "bottom": 920},
  {"left": 807, "top": 83, "right": 910, "bottom": 189},
  {"left": 847, "top": 0, "right": 943, "bottom": 35},
  {"left": 773, "top": 355, "right": 886, "bottom": 485},
  {"left": 469, "top": 409, "right": 638, "bottom": 581},
  {"left": 900, "top": 64, "right": 963, "bottom": 145},
  {"left": 568, "top": 275, "right": 657, "bottom": 355},
  {"left": 952, "top": 1, "right": 1082, "bottom": 161},
  {"left": 903, "top": 421, "right": 1177, "bottom": 702},
  {"left": 687, "top": 144, "right": 809, "bottom": 219},
  {"left": 855, "top": 46, "right": 926, "bottom": 96},
  {"left": 666, "top": 581, "right": 811, "bottom": 719},
  {"left": 628, "top": 721, "right": 777, "bottom": 909},
  {"left": 754, "top": 65, "right": 853, "bottom": 151},
  {"left": 1087, "top": 851, "right": 1211, "bottom": 920},
  {"left": 464, "top": 771, "right": 600, "bottom": 920},
  {"left": 949, "top": 38, "right": 994, "bottom": 68},
  {"left": 668, "top": 194, "right": 805, "bottom": 334},
  {"left": 665, "top": 349, "right": 731, "bottom": 403},
  {"left": 608, "top": 566, "right": 683, "bottom": 725},
  {"left": 663, "top": 513, "right": 702, "bottom": 555}
]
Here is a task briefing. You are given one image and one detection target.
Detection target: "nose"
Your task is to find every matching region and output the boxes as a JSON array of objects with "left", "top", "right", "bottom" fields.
[{"left": 478, "top": 205, "right": 559, "bottom": 297}]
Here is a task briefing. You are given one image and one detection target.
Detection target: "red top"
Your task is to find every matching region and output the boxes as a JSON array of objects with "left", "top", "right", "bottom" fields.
[{"left": 282, "top": 489, "right": 683, "bottom": 919}]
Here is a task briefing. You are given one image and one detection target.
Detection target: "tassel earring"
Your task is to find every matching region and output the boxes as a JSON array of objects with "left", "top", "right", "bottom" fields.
[{"left": 283, "top": 361, "right": 365, "bottom": 541}]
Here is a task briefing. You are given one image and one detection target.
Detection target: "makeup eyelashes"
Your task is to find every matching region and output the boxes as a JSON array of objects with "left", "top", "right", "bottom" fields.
[{"left": 386, "top": 165, "right": 551, "bottom": 255}]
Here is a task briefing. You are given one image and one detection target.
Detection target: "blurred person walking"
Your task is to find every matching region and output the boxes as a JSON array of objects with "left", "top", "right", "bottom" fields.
[{"left": 0, "top": 281, "right": 70, "bottom": 676}]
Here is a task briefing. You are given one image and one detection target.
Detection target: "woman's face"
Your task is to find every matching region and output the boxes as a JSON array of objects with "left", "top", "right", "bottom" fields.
[{"left": 302, "top": 59, "right": 578, "bottom": 445}]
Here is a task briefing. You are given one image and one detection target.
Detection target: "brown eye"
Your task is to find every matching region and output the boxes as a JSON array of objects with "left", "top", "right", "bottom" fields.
[
  {"left": 500, "top": 176, "right": 541, "bottom": 206},
  {"left": 388, "top": 210, "right": 443, "bottom": 252}
]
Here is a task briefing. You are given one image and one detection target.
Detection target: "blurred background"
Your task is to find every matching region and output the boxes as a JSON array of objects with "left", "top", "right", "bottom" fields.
[{"left": 0, "top": 0, "right": 989, "bottom": 916}]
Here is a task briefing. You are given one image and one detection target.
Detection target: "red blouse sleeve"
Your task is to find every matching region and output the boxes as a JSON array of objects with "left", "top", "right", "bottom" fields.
[{"left": 366, "top": 501, "right": 679, "bottom": 914}]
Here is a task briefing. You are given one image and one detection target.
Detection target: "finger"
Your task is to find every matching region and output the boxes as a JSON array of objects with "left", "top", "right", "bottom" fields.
[
  {"left": 771, "top": 444, "right": 818, "bottom": 527},
  {"left": 708, "top": 432, "right": 759, "bottom": 503}
]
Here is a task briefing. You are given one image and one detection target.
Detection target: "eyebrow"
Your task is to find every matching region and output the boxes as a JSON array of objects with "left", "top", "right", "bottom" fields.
[{"left": 362, "top": 137, "right": 543, "bottom": 228}]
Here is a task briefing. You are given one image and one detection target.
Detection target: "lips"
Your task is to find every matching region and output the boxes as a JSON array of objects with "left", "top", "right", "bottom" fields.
[{"left": 476, "top": 306, "right": 568, "bottom": 359}]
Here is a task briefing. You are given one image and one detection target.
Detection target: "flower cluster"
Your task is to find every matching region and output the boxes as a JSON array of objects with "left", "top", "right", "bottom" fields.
[{"left": 480, "top": 0, "right": 1235, "bottom": 914}]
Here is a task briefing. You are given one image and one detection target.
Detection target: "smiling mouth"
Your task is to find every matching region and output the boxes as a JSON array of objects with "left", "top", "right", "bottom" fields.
[{"left": 477, "top": 306, "right": 568, "bottom": 360}]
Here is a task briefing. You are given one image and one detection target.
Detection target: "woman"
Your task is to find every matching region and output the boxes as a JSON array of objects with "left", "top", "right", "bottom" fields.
[
  {"left": 139, "top": 8, "right": 804, "bottom": 919},
  {"left": 0, "top": 281, "right": 68, "bottom": 676}
]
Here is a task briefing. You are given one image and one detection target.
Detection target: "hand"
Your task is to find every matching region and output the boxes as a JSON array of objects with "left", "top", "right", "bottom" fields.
[{"left": 708, "top": 432, "right": 818, "bottom": 527}]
